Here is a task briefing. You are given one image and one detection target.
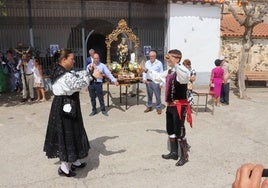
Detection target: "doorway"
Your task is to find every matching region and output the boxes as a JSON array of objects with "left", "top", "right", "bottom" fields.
[{"left": 87, "top": 34, "right": 107, "bottom": 64}]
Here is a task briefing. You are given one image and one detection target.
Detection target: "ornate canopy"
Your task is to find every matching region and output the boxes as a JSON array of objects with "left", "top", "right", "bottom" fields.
[{"left": 105, "top": 19, "right": 140, "bottom": 67}]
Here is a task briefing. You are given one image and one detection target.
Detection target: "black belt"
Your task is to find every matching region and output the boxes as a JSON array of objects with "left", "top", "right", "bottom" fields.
[
  {"left": 26, "top": 73, "right": 33, "bottom": 76},
  {"left": 147, "top": 79, "right": 153, "bottom": 82}
]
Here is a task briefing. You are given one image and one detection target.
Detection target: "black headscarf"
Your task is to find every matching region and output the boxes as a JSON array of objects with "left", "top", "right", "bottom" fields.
[{"left": 51, "top": 64, "right": 67, "bottom": 84}]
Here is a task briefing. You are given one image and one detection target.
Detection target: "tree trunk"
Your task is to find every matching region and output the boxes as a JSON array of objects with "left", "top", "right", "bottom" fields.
[
  {"left": 238, "top": 27, "right": 252, "bottom": 99},
  {"left": 237, "top": 47, "right": 248, "bottom": 98},
  {"left": 225, "top": 1, "right": 268, "bottom": 98}
]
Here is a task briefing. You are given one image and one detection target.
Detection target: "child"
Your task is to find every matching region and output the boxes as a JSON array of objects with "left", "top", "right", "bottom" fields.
[
  {"left": 33, "top": 58, "right": 46, "bottom": 102},
  {"left": 182, "top": 59, "right": 196, "bottom": 106}
]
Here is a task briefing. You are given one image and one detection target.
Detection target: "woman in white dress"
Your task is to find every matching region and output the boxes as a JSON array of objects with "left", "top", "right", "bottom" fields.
[{"left": 33, "top": 58, "right": 46, "bottom": 102}]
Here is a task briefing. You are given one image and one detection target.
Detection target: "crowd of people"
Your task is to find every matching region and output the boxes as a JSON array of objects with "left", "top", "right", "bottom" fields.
[
  {"left": 0, "top": 50, "right": 22, "bottom": 93},
  {"left": 0, "top": 49, "right": 47, "bottom": 102}
]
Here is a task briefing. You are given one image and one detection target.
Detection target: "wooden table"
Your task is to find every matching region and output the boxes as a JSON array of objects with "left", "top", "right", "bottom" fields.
[
  {"left": 106, "top": 79, "right": 141, "bottom": 110},
  {"left": 192, "top": 89, "right": 214, "bottom": 115}
]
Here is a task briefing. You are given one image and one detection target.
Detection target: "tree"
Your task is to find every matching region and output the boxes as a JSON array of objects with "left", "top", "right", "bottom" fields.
[{"left": 225, "top": 0, "right": 268, "bottom": 98}]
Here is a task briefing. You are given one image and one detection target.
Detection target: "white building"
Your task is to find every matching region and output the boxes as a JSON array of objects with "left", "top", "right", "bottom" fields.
[{"left": 167, "top": 1, "right": 223, "bottom": 84}]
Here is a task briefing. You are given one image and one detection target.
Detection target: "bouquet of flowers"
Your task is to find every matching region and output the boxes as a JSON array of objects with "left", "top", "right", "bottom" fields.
[{"left": 111, "top": 61, "right": 122, "bottom": 73}]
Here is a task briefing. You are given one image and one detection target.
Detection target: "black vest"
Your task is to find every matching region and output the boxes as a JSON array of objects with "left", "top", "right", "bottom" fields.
[{"left": 165, "top": 72, "right": 187, "bottom": 102}]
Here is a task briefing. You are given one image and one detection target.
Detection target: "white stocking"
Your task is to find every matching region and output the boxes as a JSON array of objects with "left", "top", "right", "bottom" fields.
[
  {"left": 169, "top": 134, "right": 176, "bottom": 138},
  {"left": 72, "top": 160, "right": 81, "bottom": 166},
  {"left": 60, "top": 161, "right": 70, "bottom": 174}
]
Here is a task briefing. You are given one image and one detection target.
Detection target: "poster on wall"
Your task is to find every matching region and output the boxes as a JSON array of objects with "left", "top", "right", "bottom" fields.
[
  {"left": 143, "top": 46, "right": 151, "bottom": 56},
  {"left": 50, "top": 44, "right": 59, "bottom": 57}
]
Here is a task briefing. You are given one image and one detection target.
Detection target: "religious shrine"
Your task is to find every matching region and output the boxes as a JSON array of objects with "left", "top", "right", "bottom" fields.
[{"left": 105, "top": 19, "right": 142, "bottom": 83}]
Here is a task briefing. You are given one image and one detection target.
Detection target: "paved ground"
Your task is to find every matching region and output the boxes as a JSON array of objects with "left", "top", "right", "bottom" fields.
[{"left": 0, "top": 85, "right": 268, "bottom": 188}]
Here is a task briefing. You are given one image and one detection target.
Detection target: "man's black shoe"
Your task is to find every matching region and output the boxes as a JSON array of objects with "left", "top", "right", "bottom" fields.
[
  {"left": 89, "top": 111, "right": 97, "bottom": 116},
  {"left": 162, "top": 152, "right": 178, "bottom": 160},
  {"left": 58, "top": 167, "right": 76, "bottom": 177},
  {"left": 102, "top": 111, "right": 109, "bottom": 116},
  {"left": 20, "top": 98, "right": 27, "bottom": 103},
  {"left": 71, "top": 162, "right": 87, "bottom": 171},
  {"left": 175, "top": 158, "right": 188, "bottom": 166}
]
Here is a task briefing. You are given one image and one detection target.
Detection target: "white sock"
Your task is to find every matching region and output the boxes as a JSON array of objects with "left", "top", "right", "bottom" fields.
[
  {"left": 72, "top": 160, "right": 81, "bottom": 166},
  {"left": 60, "top": 161, "right": 70, "bottom": 174},
  {"left": 169, "top": 134, "right": 176, "bottom": 138}
]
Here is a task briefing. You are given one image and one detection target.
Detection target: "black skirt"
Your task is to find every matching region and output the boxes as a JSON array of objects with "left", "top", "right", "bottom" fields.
[{"left": 43, "top": 92, "right": 90, "bottom": 162}]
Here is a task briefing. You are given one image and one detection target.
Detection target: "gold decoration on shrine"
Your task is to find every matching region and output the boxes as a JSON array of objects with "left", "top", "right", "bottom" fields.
[{"left": 105, "top": 19, "right": 140, "bottom": 67}]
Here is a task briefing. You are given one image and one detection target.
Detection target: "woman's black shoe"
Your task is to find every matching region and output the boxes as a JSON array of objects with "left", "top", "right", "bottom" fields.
[
  {"left": 58, "top": 167, "right": 76, "bottom": 177},
  {"left": 71, "top": 162, "right": 87, "bottom": 171}
]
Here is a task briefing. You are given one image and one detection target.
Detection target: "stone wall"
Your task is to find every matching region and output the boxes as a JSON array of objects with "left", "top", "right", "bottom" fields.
[{"left": 220, "top": 38, "right": 268, "bottom": 73}]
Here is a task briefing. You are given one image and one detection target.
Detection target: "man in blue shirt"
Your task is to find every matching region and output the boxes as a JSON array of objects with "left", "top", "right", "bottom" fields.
[
  {"left": 87, "top": 53, "right": 119, "bottom": 116},
  {"left": 85, "top": 49, "right": 95, "bottom": 69},
  {"left": 142, "top": 50, "right": 163, "bottom": 114}
]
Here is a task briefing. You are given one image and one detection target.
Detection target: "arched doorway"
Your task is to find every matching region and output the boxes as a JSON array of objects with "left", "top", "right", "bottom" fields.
[
  {"left": 87, "top": 33, "right": 106, "bottom": 63},
  {"left": 84, "top": 19, "right": 114, "bottom": 64},
  {"left": 67, "top": 19, "right": 114, "bottom": 66}
]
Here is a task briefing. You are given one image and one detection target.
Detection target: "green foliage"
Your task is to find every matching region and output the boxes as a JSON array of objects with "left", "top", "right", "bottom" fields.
[{"left": 0, "top": 0, "right": 7, "bottom": 16}]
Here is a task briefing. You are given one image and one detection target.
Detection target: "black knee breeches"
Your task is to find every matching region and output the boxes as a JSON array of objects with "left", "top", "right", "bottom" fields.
[{"left": 166, "top": 106, "right": 186, "bottom": 139}]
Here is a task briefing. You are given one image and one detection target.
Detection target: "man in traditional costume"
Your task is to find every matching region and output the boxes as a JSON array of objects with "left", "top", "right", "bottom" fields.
[{"left": 145, "top": 49, "right": 192, "bottom": 166}]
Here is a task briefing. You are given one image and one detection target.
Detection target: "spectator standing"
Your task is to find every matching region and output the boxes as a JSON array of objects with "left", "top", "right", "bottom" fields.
[
  {"left": 0, "top": 53, "right": 8, "bottom": 92},
  {"left": 17, "top": 53, "right": 35, "bottom": 102},
  {"left": 87, "top": 53, "right": 119, "bottom": 116},
  {"left": 129, "top": 51, "right": 137, "bottom": 97},
  {"left": 220, "top": 56, "right": 231, "bottom": 105},
  {"left": 32, "top": 58, "right": 46, "bottom": 102},
  {"left": 0, "top": 64, "right": 8, "bottom": 93},
  {"left": 5, "top": 50, "right": 21, "bottom": 92},
  {"left": 85, "top": 49, "right": 95, "bottom": 69},
  {"left": 209, "top": 59, "right": 224, "bottom": 107},
  {"left": 142, "top": 50, "right": 163, "bottom": 115},
  {"left": 183, "top": 59, "right": 196, "bottom": 106}
]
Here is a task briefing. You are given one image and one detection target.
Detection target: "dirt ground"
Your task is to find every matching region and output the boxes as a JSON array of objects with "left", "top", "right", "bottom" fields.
[{"left": 0, "top": 85, "right": 268, "bottom": 188}]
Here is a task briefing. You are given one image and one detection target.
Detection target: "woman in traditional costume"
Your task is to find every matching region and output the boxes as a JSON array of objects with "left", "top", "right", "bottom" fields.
[{"left": 43, "top": 49, "right": 101, "bottom": 177}]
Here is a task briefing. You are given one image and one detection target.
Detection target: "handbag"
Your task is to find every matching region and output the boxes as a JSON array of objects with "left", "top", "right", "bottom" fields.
[
  {"left": 209, "top": 83, "right": 214, "bottom": 88},
  {"left": 62, "top": 98, "right": 76, "bottom": 118}
]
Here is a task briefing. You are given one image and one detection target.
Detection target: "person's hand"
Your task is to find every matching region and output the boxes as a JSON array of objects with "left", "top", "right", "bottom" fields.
[
  {"left": 88, "top": 64, "right": 94, "bottom": 71},
  {"left": 142, "top": 79, "right": 148, "bottom": 84},
  {"left": 142, "top": 68, "right": 148, "bottom": 73},
  {"left": 232, "top": 163, "right": 268, "bottom": 188},
  {"left": 92, "top": 69, "right": 103, "bottom": 79},
  {"left": 114, "top": 81, "right": 119, "bottom": 86}
]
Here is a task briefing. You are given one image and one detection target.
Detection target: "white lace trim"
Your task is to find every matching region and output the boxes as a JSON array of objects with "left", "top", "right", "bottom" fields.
[{"left": 52, "top": 70, "right": 93, "bottom": 96}]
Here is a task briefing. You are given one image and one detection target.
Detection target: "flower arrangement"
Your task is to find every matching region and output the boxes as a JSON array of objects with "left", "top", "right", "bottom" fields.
[
  {"left": 110, "top": 61, "right": 142, "bottom": 80},
  {"left": 111, "top": 61, "right": 122, "bottom": 73}
]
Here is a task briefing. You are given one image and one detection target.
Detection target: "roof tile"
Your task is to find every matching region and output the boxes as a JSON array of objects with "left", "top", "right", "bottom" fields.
[
  {"left": 176, "top": 0, "right": 225, "bottom": 4},
  {"left": 221, "top": 14, "right": 268, "bottom": 38}
]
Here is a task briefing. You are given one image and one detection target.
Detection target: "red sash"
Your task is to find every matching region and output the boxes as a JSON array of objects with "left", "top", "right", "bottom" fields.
[{"left": 167, "top": 99, "right": 193, "bottom": 128}]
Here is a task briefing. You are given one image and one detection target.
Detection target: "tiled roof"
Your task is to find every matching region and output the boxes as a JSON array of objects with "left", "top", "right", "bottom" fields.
[
  {"left": 176, "top": 0, "right": 225, "bottom": 4},
  {"left": 221, "top": 14, "right": 268, "bottom": 38}
]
